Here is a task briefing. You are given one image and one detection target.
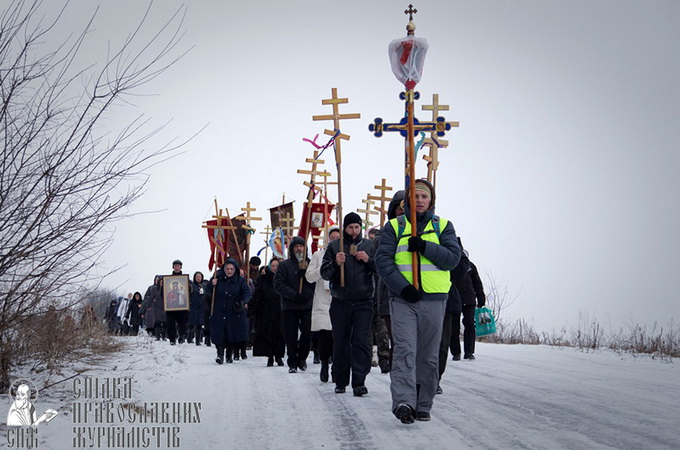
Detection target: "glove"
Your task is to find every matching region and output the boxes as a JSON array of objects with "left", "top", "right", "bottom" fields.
[
  {"left": 294, "top": 293, "right": 306, "bottom": 302},
  {"left": 400, "top": 285, "right": 421, "bottom": 303},
  {"left": 407, "top": 236, "right": 426, "bottom": 253},
  {"left": 478, "top": 300, "right": 486, "bottom": 308}
]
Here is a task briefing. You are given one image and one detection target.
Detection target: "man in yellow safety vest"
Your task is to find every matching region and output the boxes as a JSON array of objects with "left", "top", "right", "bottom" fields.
[{"left": 375, "top": 178, "right": 461, "bottom": 424}]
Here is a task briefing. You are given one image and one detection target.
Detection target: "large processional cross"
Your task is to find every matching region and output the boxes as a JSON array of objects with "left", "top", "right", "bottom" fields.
[{"left": 368, "top": 4, "right": 458, "bottom": 288}]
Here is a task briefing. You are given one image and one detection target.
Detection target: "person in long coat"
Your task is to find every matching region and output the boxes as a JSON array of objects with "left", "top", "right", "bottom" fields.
[
  {"left": 249, "top": 258, "right": 285, "bottom": 366},
  {"left": 125, "top": 291, "right": 144, "bottom": 336},
  {"left": 187, "top": 271, "right": 209, "bottom": 345},
  {"left": 209, "top": 258, "right": 251, "bottom": 364},
  {"left": 141, "top": 275, "right": 165, "bottom": 339}
]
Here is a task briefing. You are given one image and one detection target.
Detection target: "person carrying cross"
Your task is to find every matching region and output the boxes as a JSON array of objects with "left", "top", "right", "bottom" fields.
[{"left": 375, "top": 178, "right": 461, "bottom": 424}]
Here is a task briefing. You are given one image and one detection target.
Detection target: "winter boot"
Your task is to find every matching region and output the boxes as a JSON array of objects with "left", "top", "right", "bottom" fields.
[
  {"left": 394, "top": 404, "right": 415, "bottom": 424},
  {"left": 320, "top": 361, "right": 329, "bottom": 383},
  {"left": 240, "top": 345, "right": 247, "bottom": 360},
  {"left": 275, "top": 356, "right": 284, "bottom": 367},
  {"left": 187, "top": 327, "right": 195, "bottom": 344},
  {"left": 225, "top": 348, "right": 233, "bottom": 363},
  {"left": 215, "top": 346, "right": 224, "bottom": 365},
  {"left": 195, "top": 328, "right": 203, "bottom": 346},
  {"left": 267, "top": 356, "right": 274, "bottom": 367}
]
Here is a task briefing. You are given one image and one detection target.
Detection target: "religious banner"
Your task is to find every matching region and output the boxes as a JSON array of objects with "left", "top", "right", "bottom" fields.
[
  {"left": 205, "top": 215, "right": 248, "bottom": 270},
  {"left": 205, "top": 218, "right": 228, "bottom": 271},
  {"left": 268, "top": 228, "right": 286, "bottom": 259},
  {"left": 298, "top": 202, "right": 335, "bottom": 253},
  {"left": 269, "top": 202, "right": 295, "bottom": 230}
]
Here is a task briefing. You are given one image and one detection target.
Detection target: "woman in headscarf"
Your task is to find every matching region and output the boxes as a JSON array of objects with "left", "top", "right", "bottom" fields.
[
  {"left": 209, "top": 258, "right": 251, "bottom": 364},
  {"left": 126, "top": 292, "right": 144, "bottom": 336},
  {"left": 188, "top": 271, "right": 209, "bottom": 345},
  {"left": 141, "top": 275, "right": 165, "bottom": 339},
  {"left": 249, "top": 258, "right": 285, "bottom": 367}
]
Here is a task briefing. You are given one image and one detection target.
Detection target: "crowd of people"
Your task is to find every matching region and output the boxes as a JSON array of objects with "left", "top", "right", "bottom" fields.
[{"left": 105, "top": 179, "right": 487, "bottom": 425}]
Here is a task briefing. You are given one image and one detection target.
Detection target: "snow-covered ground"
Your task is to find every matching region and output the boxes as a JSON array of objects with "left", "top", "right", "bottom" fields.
[{"left": 5, "top": 336, "right": 679, "bottom": 450}]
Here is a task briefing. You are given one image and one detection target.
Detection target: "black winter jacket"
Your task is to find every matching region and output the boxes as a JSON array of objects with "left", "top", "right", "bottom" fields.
[
  {"left": 273, "top": 236, "right": 315, "bottom": 311},
  {"left": 321, "top": 233, "right": 375, "bottom": 301},
  {"left": 454, "top": 259, "right": 486, "bottom": 307}
]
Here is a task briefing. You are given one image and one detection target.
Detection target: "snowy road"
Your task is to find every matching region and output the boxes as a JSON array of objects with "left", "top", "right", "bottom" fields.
[{"left": 18, "top": 337, "right": 680, "bottom": 450}]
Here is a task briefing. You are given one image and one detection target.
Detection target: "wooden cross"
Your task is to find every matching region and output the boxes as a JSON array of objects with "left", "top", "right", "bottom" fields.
[
  {"left": 313, "top": 87, "right": 360, "bottom": 287},
  {"left": 357, "top": 195, "right": 379, "bottom": 237},
  {"left": 422, "top": 94, "right": 457, "bottom": 188},
  {"left": 202, "top": 208, "right": 238, "bottom": 270},
  {"left": 297, "top": 150, "right": 332, "bottom": 180},
  {"left": 260, "top": 225, "right": 272, "bottom": 263},
  {"left": 367, "top": 178, "right": 394, "bottom": 227},
  {"left": 280, "top": 213, "right": 297, "bottom": 240},
  {"left": 405, "top": 4, "right": 418, "bottom": 21},
  {"left": 240, "top": 202, "right": 262, "bottom": 280}
]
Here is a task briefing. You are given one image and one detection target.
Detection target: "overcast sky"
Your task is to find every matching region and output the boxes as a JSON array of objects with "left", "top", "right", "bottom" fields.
[{"left": 33, "top": 0, "right": 680, "bottom": 332}]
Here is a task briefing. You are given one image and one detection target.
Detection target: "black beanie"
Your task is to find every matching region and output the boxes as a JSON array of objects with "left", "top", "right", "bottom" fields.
[{"left": 343, "top": 212, "right": 362, "bottom": 230}]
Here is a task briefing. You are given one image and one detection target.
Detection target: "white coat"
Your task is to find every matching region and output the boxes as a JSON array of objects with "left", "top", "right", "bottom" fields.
[{"left": 306, "top": 249, "right": 332, "bottom": 331}]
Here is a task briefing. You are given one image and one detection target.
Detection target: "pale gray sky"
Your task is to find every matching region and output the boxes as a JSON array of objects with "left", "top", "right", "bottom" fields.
[{"left": 35, "top": 0, "right": 680, "bottom": 332}]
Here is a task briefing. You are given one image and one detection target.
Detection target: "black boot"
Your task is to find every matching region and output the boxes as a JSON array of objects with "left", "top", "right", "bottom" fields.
[
  {"left": 267, "top": 356, "right": 274, "bottom": 367},
  {"left": 225, "top": 348, "right": 233, "bottom": 363},
  {"left": 313, "top": 351, "right": 320, "bottom": 364},
  {"left": 195, "top": 328, "right": 203, "bottom": 346},
  {"left": 275, "top": 356, "right": 284, "bottom": 367},
  {"left": 233, "top": 345, "right": 240, "bottom": 361},
  {"left": 187, "top": 327, "right": 194, "bottom": 344},
  {"left": 320, "top": 361, "right": 329, "bottom": 383},
  {"left": 215, "top": 346, "right": 224, "bottom": 365},
  {"left": 240, "top": 344, "right": 247, "bottom": 360},
  {"left": 205, "top": 333, "right": 211, "bottom": 347}
]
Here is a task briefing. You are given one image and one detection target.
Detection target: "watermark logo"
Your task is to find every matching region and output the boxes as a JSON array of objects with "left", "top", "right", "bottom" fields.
[
  {"left": 5, "top": 379, "right": 58, "bottom": 448},
  {"left": 6, "top": 379, "right": 58, "bottom": 427}
]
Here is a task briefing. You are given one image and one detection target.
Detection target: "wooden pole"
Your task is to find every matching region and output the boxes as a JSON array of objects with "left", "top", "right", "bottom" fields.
[{"left": 406, "top": 91, "right": 419, "bottom": 289}]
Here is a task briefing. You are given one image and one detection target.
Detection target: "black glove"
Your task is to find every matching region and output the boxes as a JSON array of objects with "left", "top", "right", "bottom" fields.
[
  {"left": 294, "top": 293, "right": 306, "bottom": 302},
  {"left": 478, "top": 300, "right": 486, "bottom": 308},
  {"left": 400, "top": 285, "right": 421, "bottom": 303},
  {"left": 407, "top": 236, "right": 426, "bottom": 253}
]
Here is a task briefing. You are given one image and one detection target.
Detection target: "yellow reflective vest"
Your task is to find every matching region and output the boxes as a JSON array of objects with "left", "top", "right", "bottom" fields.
[{"left": 390, "top": 215, "right": 451, "bottom": 294}]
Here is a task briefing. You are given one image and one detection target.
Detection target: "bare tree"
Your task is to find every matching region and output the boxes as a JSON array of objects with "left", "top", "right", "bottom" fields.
[
  {"left": 0, "top": 0, "right": 190, "bottom": 389},
  {"left": 483, "top": 270, "right": 520, "bottom": 335}
]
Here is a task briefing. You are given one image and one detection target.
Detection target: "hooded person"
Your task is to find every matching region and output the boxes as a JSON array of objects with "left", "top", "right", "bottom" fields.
[
  {"left": 375, "top": 178, "right": 461, "bottom": 424},
  {"left": 209, "top": 258, "right": 251, "bottom": 364},
  {"left": 273, "top": 235, "right": 315, "bottom": 373},
  {"left": 321, "top": 212, "right": 376, "bottom": 396}
]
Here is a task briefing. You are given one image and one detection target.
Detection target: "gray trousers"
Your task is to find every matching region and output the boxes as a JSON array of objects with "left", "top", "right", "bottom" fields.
[{"left": 389, "top": 296, "right": 446, "bottom": 414}]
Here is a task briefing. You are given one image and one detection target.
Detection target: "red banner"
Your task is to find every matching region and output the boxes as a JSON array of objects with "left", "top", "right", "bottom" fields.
[
  {"left": 205, "top": 216, "right": 248, "bottom": 271},
  {"left": 298, "top": 202, "right": 335, "bottom": 253}
]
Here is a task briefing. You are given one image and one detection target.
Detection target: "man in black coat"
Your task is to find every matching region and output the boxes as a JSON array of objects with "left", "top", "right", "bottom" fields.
[
  {"left": 321, "top": 212, "right": 375, "bottom": 396},
  {"left": 451, "top": 248, "right": 486, "bottom": 360},
  {"left": 273, "top": 236, "right": 315, "bottom": 373}
]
